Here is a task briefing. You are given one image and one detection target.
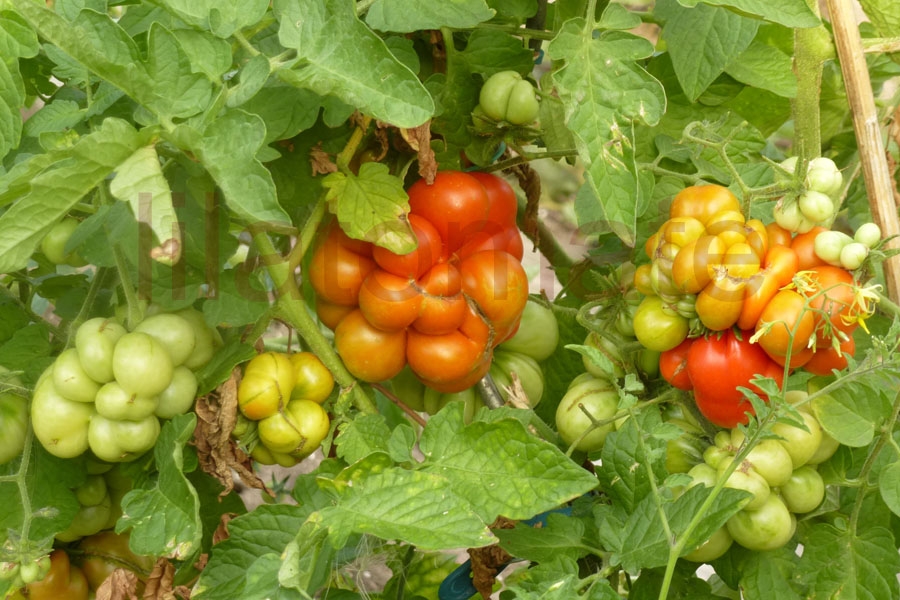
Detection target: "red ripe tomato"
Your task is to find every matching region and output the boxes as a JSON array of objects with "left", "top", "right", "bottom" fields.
[
  {"left": 754, "top": 289, "right": 816, "bottom": 360},
  {"left": 467, "top": 171, "right": 518, "bottom": 228},
  {"left": 660, "top": 338, "right": 694, "bottom": 390},
  {"left": 358, "top": 270, "right": 423, "bottom": 332},
  {"left": 413, "top": 263, "right": 468, "bottom": 335},
  {"left": 309, "top": 224, "right": 376, "bottom": 306},
  {"left": 765, "top": 222, "right": 793, "bottom": 248},
  {"left": 315, "top": 298, "right": 356, "bottom": 331},
  {"left": 668, "top": 184, "right": 742, "bottom": 226},
  {"left": 687, "top": 330, "right": 784, "bottom": 427},
  {"left": 407, "top": 171, "right": 491, "bottom": 252},
  {"left": 458, "top": 250, "right": 529, "bottom": 334},
  {"left": 407, "top": 306, "right": 491, "bottom": 392},
  {"left": 373, "top": 214, "right": 442, "bottom": 278},
  {"left": 334, "top": 309, "right": 407, "bottom": 382},
  {"left": 791, "top": 226, "right": 829, "bottom": 271}
]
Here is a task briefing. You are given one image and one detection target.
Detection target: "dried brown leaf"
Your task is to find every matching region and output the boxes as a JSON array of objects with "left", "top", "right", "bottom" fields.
[
  {"left": 193, "top": 368, "right": 271, "bottom": 497},
  {"left": 96, "top": 569, "right": 140, "bottom": 600},
  {"left": 310, "top": 143, "right": 338, "bottom": 175},
  {"left": 143, "top": 559, "right": 176, "bottom": 600},
  {"left": 504, "top": 372, "right": 531, "bottom": 410},
  {"left": 467, "top": 517, "right": 516, "bottom": 600},
  {"left": 212, "top": 513, "right": 237, "bottom": 545},
  {"left": 409, "top": 122, "right": 437, "bottom": 183},
  {"left": 511, "top": 162, "right": 541, "bottom": 247}
]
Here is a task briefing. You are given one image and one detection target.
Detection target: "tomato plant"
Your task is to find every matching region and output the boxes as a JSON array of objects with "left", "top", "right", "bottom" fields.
[{"left": 1, "top": 2, "right": 900, "bottom": 600}]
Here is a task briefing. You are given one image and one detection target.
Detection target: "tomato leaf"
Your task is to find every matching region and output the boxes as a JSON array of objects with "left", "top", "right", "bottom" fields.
[
  {"left": 596, "top": 410, "right": 668, "bottom": 512},
  {"left": 494, "top": 512, "right": 590, "bottom": 564},
  {"left": 152, "top": 0, "right": 268, "bottom": 38},
  {"left": 548, "top": 14, "right": 665, "bottom": 246},
  {"left": 364, "top": 0, "right": 495, "bottom": 33},
  {"left": 333, "top": 413, "right": 392, "bottom": 464},
  {"left": 878, "top": 461, "right": 900, "bottom": 518},
  {"left": 659, "top": 0, "right": 759, "bottom": 102},
  {"left": 272, "top": 0, "right": 434, "bottom": 128},
  {"left": 192, "top": 109, "right": 292, "bottom": 228},
  {"left": 0, "top": 118, "right": 143, "bottom": 273},
  {"left": 799, "top": 524, "right": 900, "bottom": 599},
  {"left": 675, "top": 0, "right": 820, "bottom": 28},
  {"left": 117, "top": 414, "right": 203, "bottom": 560},
  {"left": 502, "top": 556, "right": 620, "bottom": 598},
  {"left": 194, "top": 338, "right": 256, "bottom": 396},
  {"left": 110, "top": 145, "right": 182, "bottom": 265},
  {"left": 724, "top": 40, "right": 797, "bottom": 98},
  {"left": 192, "top": 504, "right": 308, "bottom": 600},
  {"left": 322, "top": 162, "right": 416, "bottom": 253},
  {"left": 323, "top": 453, "right": 496, "bottom": 550},
  {"left": 422, "top": 412, "right": 598, "bottom": 522},
  {"left": 858, "top": 0, "right": 900, "bottom": 38},
  {"left": 733, "top": 544, "right": 803, "bottom": 599},
  {"left": 201, "top": 269, "right": 272, "bottom": 328}
]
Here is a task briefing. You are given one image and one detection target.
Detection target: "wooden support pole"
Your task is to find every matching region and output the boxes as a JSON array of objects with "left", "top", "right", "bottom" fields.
[{"left": 825, "top": 0, "right": 900, "bottom": 303}]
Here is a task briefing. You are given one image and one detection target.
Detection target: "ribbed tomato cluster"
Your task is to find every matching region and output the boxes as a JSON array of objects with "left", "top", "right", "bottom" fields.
[
  {"left": 309, "top": 171, "right": 529, "bottom": 392},
  {"left": 642, "top": 184, "right": 876, "bottom": 427}
]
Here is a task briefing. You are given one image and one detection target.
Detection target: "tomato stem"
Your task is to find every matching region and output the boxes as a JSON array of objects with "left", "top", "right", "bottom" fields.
[
  {"left": 792, "top": 18, "right": 833, "bottom": 167},
  {"left": 249, "top": 229, "right": 378, "bottom": 415},
  {"left": 287, "top": 195, "right": 326, "bottom": 273}
]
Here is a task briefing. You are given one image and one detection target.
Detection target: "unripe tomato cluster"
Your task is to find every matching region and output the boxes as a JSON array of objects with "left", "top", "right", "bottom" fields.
[
  {"left": 31, "top": 308, "right": 217, "bottom": 462},
  {"left": 773, "top": 156, "right": 842, "bottom": 234},
  {"left": 236, "top": 351, "right": 333, "bottom": 467},
  {"left": 391, "top": 299, "right": 557, "bottom": 417},
  {"left": 638, "top": 182, "right": 878, "bottom": 427},
  {"left": 684, "top": 393, "right": 836, "bottom": 559},
  {"left": 310, "top": 171, "right": 529, "bottom": 393}
]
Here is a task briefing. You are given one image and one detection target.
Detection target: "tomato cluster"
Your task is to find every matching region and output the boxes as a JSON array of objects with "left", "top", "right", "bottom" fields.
[
  {"left": 683, "top": 394, "right": 836, "bottom": 558},
  {"left": 773, "top": 156, "right": 842, "bottom": 234},
  {"left": 310, "top": 171, "right": 529, "bottom": 393},
  {"left": 31, "top": 308, "right": 217, "bottom": 462},
  {"left": 236, "top": 351, "right": 333, "bottom": 467},
  {"left": 640, "top": 183, "right": 878, "bottom": 427}
]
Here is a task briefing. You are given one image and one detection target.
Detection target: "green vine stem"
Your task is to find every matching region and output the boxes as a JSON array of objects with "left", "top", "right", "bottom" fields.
[
  {"left": 249, "top": 229, "right": 378, "bottom": 415},
  {"left": 287, "top": 196, "right": 326, "bottom": 273},
  {"left": 111, "top": 243, "right": 143, "bottom": 330},
  {"left": 0, "top": 426, "right": 39, "bottom": 562},
  {"left": 791, "top": 17, "right": 832, "bottom": 168},
  {"left": 67, "top": 267, "right": 111, "bottom": 345}
]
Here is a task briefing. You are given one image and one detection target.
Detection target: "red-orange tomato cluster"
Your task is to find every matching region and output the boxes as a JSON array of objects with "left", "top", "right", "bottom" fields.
[{"left": 309, "top": 171, "right": 528, "bottom": 392}]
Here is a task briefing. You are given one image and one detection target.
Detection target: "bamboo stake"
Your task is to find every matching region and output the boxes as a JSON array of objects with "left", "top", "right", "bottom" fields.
[{"left": 825, "top": 0, "right": 900, "bottom": 303}]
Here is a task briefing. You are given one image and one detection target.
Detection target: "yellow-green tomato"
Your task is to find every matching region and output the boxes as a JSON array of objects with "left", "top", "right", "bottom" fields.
[
  {"left": 779, "top": 465, "right": 826, "bottom": 513},
  {"left": 289, "top": 352, "right": 334, "bottom": 404},
  {"left": 772, "top": 410, "right": 824, "bottom": 469},
  {"left": 133, "top": 313, "right": 197, "bottom": 367},
  {"left": 94, "top": 382, "right": 158, "bottom": 421},
  {"left": 88, "top": 414, "right": 160, "bottom": 463},
  {"left": 53, "top": 349, "right": 101, "bottom": 403},
  {"left": 112, "top": 332, "right": 174, "bottom": 397},
  {"left": 31, "top": 378, "right": 95, "bottom": 459},
  {"left": 683, "top": 526, "right": 733, "bottom": 563},
  {"left": 478, "top": 71, "right": 540, "bottom": 125},
  {"left": 726, "top": 494, "right": 794, "bottom": 551},
  {"left": 75, "top": 318, "right": 127, "bottom": 384},
  {"left": 633, "top": 296, "right": 689, "bottom": 352},
  {"left": 555, "top": 377, "right": 618, "bottom": 453},
  {"left": 258, "top": 400, "right": 330, "bottom": 458},
  {"left": 175, "top": 308, "right": 221, "bottom": 370},
  {"left": 238, "top": 352, "right": 296, "bottom": 420},
  {"left": 155, "top": 366, "right": 198, "bottom": 419}
]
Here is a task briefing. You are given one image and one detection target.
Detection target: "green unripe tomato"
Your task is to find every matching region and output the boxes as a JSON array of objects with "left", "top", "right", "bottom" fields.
[
  {"left": 88, "top": 414, "right": 160, "bottom": 463},
  {"left": 497, "top": 300, "right": 559, "bottom": 361},
  {"left": 175, "top": 308, "right": 221, "bottom": 370},
  {"left": 133, "top": 313, "right": 197, "bottom": 367},
  {"left": 0, "top": 367, "right": 27, "bottom": 465},
  {"left": 31, "top": 378, "right": 95, "bottom": 459},
  {"left": 490, "top": 350, "right": 544, "bottom": 407},
  {"left": 772, "top": 410, "right": 824, "bottom": 469},
  {"left": 40, "top": 217, "right": 85, "bottom": 266},
  {"left": 687, "top": 462, "right": 718, "bottom": 488},
  {"left": 53, "top": 348, "right": 101, "bottom": 403},
  {"left": 779, "top": 465, "right": 825, "bottom": 513},
  {"left": 112, "top": 332, "right": 174, "bottom": 397},
  {"left": 839, "top": 242, "right": 868, "bottom": 270},
  {"left": 55, "top": 493, "right": 112, "bottom": 542},
  {"left": 854, "top": 222, "right": 881, "bottom": 249},
  {"left": 683, "top": 526, "right": 733, "bottom": 563},
  {"left": 478, "top": 71, "right": 539, "bottom": 125},
  {"left": 813, "top": 230, "right": 852, "bottom": 266},
  {"left": 773, "top": 198, "right": 803, "bottom": 232},
  {"left": 798, "top": 190, "right": 835, "bottom": 224},
  {"left": 390, "top": 366, "right": 426, "bottom": 412},
  {"left": 155, "top": 366, "right": 198, "bottom": 419},
  {"left": 74, "top": 474, "right": 109, "bottom": 507},
  {"left": 555, "top": 377, "right": 618, "bottom": 453},
  {"left": 94, "top": 381, "right": 158, "bottom": 421},
  {"left": 581, "top": 332, "right": 625, "bottom": 380},
  {"left": 726, "top": 494, "right": 794, "bottom": 551},
  {"left": 75, "top": 318, "right": 127, "bottom": 384},
  {"left": 718, "top": 462, "right": 771, "bottom": 510},
  {"left": 806, "top": 157, "right": 843, "bottom": 197}
]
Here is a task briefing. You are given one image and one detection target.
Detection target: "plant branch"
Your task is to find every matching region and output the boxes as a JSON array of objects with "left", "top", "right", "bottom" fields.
[
  {"left": 850, "top": 388, "right": 900, "bottom": 532},
  {"left": 249, "top": 229, "right": 378, "bottom": 415}
]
